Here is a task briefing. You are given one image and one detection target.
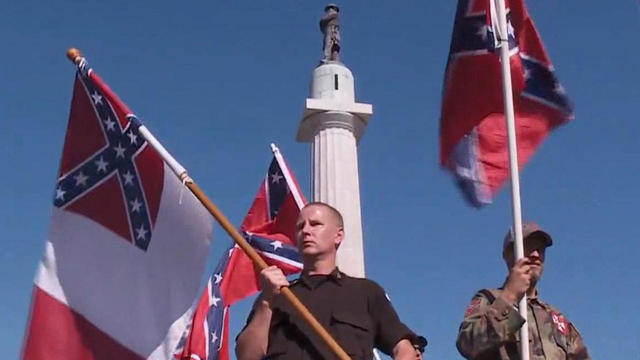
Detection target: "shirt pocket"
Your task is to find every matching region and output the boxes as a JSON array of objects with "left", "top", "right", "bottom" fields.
[
  {"left": 511, "top": 327, "right": 534, "bottom": 354},
  {"left": 331, "top": 311, "right": 374, "bottom": 360}
]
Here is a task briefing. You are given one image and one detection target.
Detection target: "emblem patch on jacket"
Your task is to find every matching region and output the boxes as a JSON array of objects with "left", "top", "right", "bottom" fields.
[
  {"left": 551, "top": 312, "right": 569, "bottom": 335},
  {"left": 465, "top": 298, "right": 482, "bottom": 316}
]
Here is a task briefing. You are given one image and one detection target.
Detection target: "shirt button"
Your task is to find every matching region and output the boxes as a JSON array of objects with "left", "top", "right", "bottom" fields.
[{"left": 502, "top": 309, "right": 509, "bottom": 316}]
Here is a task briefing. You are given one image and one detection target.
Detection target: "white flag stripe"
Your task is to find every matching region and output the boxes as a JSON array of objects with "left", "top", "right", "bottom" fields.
[
  {"left": 258, "top": 250, "right": 303, "bottom": 269},
  {"left": 35, "top": 165, "right": 212, "bottom": 358}
]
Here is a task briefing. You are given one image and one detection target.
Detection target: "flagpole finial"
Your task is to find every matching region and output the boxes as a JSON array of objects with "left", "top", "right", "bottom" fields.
[{"left": 66, "top": 48, "right": 83, "bottom": 64}]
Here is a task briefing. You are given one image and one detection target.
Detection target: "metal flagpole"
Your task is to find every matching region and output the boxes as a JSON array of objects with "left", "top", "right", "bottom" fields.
[
  {"left": 66, "top": 48, "right": 351, "bottom": 360},
  {"left": 491, "top": 1, "right": 530, "bottom": 360},
  {"left": 271, "top": 143, "right": 305, "bottom": 209}
]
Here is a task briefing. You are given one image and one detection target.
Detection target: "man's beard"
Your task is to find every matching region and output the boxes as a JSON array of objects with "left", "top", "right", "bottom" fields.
[{"left": 529, "top": 268, "right": 543, "bottom": 286}]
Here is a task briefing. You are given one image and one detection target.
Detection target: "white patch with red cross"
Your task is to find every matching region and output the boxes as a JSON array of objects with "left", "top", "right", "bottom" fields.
[
  {"left": 465, "top": 298, "right": 482, "bottom": 316},
  {"left": 551, "top": 312, "right": 569, "bottom": 335}
]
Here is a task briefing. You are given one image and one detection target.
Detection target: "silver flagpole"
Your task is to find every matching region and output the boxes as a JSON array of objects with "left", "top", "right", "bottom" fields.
[
  {"left": 271, "top": 143, "right": 306, "bottom": 209},
  {"left": 492, "top": 1, "right": 530, "bottom": 359}
]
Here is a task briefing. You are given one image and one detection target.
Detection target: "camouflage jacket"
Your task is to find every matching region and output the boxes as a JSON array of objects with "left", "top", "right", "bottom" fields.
[{"left": 456, "top": 289, "right": 591, "bottom": 360}]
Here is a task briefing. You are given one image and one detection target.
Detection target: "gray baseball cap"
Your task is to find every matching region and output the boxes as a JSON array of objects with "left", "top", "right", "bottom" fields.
[{"left": 503, "top": 221, "right": 553, "bottom": 251}]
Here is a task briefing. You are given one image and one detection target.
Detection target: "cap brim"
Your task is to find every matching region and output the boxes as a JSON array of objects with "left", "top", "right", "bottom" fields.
[{"left": 525, "top": 230, "right": 553, "bottom": 247}]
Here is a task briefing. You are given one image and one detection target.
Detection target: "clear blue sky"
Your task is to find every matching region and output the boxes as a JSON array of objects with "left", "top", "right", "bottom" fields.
[{"left": 2, "top": 1, "right": 639, "bottom": 359}]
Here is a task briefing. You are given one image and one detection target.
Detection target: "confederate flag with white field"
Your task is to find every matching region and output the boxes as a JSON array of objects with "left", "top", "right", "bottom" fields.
[{"left": 22, "top": 62, "right": 213, "bottom": 360}]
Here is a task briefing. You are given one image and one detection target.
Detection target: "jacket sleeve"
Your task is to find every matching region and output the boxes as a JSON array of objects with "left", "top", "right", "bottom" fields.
[
  {"left": 456, "top": 291, "right": 525, "bottom": 359},
  {"left": 369, "top": 282, "right": 425, "bottom": 355},
  {"left": 567, "top": 322, "right": 591, "bottom": 360}
]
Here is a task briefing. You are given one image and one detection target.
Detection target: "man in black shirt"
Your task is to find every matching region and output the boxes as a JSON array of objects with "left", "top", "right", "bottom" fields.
[{"left": 236, "top": 202, "right": 425, "bottom": 360}]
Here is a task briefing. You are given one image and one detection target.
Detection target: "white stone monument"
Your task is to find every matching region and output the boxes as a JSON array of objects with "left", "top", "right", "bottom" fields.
[{"left": 297, "top": 5, "right": 372, "bottom": 278}]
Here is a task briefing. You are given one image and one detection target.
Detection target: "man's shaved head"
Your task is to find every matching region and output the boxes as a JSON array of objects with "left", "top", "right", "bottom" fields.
[{"left": 302, "top": 202, "right": 344, "bottom": 229}]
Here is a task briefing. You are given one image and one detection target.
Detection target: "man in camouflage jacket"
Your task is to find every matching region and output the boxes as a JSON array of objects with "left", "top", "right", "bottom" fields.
[{"left": 456, "top": 222, "right": 591, "bottom": 360}]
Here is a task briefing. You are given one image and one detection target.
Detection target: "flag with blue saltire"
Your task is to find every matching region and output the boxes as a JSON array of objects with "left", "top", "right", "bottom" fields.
[
  {"left": 22, "top": 59, "right": 213, "bottom": 360},
  {"left": 440, "top": 0, "right": 573, "bottom": 207},
  {"left": 175, "top": 147, "right": 306, "bottom": 360}
]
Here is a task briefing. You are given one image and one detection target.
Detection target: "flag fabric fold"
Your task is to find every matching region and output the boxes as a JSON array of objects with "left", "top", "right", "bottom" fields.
[
  {"left": 440, "top": 0, "right": 573, "bottom": 207},
  {"left": 175, "top": 151, "right": 306, "bottom": 360},
  {"left": 22, "top": 62, "right": 213, "bottom": 360}
]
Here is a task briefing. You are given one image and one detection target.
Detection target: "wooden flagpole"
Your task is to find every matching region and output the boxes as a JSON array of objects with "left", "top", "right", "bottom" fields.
[{"left": 66, "top": 47, "right": 351, "bottom": 360}]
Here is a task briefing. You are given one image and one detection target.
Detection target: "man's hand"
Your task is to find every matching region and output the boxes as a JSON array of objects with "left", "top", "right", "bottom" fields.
[
  {"left": 393, "top": 339, "right": 422, "bottom": 360},
  {"left": 501, "top": 258, "right": 531, "bottom": 305},
  {"left": 259, "top": 266, "right": 289, "bottom": 303}
]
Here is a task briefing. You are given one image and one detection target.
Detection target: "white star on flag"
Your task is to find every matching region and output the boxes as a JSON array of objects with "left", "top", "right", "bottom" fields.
[
  {"left": 73, "top": 171, "right": 89, "bottom": 187},
  {"left": 103, "top": 117, "right": 116, "bottom": 131},
  {"left": 210, "top": 331, "right": 219, "bottom": 344},
  {"left": 211, "top": 295, "right": 220, "bottom": 307},
  {"left": 55, "top": 187, "right": 65, "bottom": 200},
  {"left": 127, "top": 131, "right": 138, "bottom": 145},
  {"left": 113, "top": 143, "right": 126, "bottom": 158},
  {"left": 270, "top": 172, "right": 283, "bottom": 184},
  {"left": 214, "top": 273, "right": 222, "bottom": 284},
  {"left": 476, "top": 24, "right": 489, "bottom": 41},
  {"left": 135, "top": 225, "right": 147, "bottom": 240},
  {"left": 507, "top": 22, "right": 515, "bottom": 37},
  {"left": 94, "top": 156, "right": 108, "bottom": 173},
  {"left": 523, "top": 68, "right": 532, "bottom": 79},
  {"left": 554, "top": 82, "right": 566, "bottom": 95},
  {"left": 122, "top": 171, "right": 134, "bottom": 186},
  {"left": 91, "top": 92, "right": 103, "bottom": 105},
  {"left": 130, "top": 198, "right": 143, "bottom": 213},
  {"left": 271, "top": 241, "right": 283, "bottom": 251},
  {"left": 456, "top": 164, "right": 479, "bottom": 181}
]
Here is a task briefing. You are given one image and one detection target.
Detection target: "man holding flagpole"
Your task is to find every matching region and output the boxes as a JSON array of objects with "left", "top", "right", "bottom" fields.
[
  {"left": 441, "top": 0, "right": 577, "bottom": 358},
  {"left": 236, "top": 202, "right": 426, "bottom": 360},
  {"left": 456, "top": 222, "right": 591, "bottom": 360},
  {"left": 175, "top": 145, "right": 308, "bottom": 360}
]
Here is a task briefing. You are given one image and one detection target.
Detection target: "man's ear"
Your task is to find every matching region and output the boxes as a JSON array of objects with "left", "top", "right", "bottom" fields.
[
  {"left": 334, "top": 227, "right": 344, "bottom": 247},
  {"left": 503, "top": 246, "right": 514, "bottom": 268}
]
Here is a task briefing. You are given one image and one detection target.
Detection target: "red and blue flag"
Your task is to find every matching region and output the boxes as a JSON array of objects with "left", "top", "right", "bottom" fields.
[
  {"left": 440, "top": 0, "right": 573, "bottom": 207},
  {"left": 175, "top": 149, "right": 306, "bottom": 360},
  {"left": 23, "top": 59, "right": 213, "bottom": 360}
]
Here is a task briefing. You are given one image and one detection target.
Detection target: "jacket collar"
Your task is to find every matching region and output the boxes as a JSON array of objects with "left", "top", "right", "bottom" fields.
[{"left": 299, "top": 267, "right": 344, "bottom": 289}]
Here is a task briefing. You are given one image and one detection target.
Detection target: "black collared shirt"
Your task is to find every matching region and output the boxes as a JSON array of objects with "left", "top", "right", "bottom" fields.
[{"left": 242, "top": 268, "right": 421, "bottom": 360}]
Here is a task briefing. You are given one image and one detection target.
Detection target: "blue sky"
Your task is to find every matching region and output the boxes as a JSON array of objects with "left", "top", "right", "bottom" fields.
[{"left": 2, "top": 1, "right": 639, "bottom": 359}]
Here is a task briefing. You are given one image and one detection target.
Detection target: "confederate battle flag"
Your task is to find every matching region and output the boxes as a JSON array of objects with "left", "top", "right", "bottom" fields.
[
  {"left": 175, "top": 147, "right": 306, "bottom": 360},
  {"left": 440, "top": 0, "right": 573, "bottom": 207}
]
